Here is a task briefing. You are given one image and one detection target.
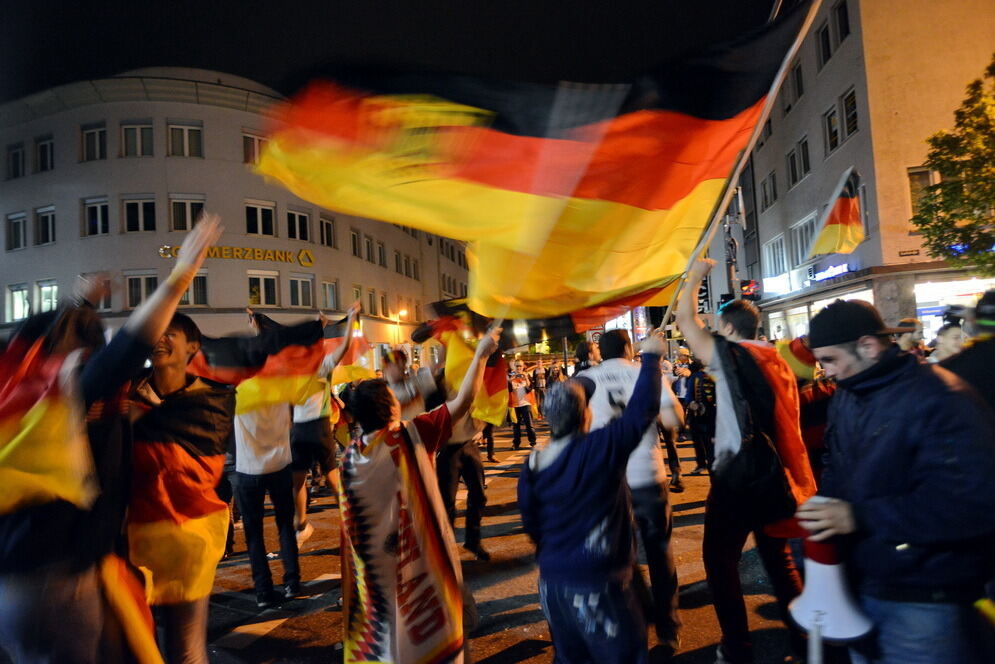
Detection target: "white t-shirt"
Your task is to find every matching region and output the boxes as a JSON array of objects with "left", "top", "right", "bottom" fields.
[
  {"left": 234, "top": 403, "right": 292, "bottom": 475},
  {"left": 293, "top": 351, "right": 339, "bottom": 423},
  {"left": 579, "top": 358, "right": 679, "bottom": 489},
  {"left": 708, "top": 339, "right": 772, "bottom": 471}
]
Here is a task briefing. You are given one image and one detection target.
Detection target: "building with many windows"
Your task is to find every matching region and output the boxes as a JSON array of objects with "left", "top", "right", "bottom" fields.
[
  {"left": 729, "top": 0, "right": 995, "bottom": 341},
  {"left": 0, "top": 67, "right": 468, "bottom": 352}
]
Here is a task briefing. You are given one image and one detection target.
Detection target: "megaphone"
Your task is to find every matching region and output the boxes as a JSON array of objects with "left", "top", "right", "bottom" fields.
[{"left": 789, "top": 538, "right": 873, "bottom": 650}]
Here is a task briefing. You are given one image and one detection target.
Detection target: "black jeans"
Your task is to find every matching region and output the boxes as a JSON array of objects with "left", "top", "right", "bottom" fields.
[
  {"left": 437, "top": 441, "right": 488, "bottom": 549},
  {"left": 690, "top": 407, "right": 716, "bottom": 469},
  {"left": 512, "top": 405, "right": 536, "bottom": 448},
  {"left": 702, "top": 486, "right": 804, "bottom": 663},
  {"left": 482, "top": 423, "right": 495, "bottom": 458},
  {"left": 630, "top": 484, "right": 681, "bottom": 646},
  {"left": 658, "top": 424, "right": 682, "bottom": 480},
  {"left": 232, "top": 466, "right": 300, "bottom": 596}
]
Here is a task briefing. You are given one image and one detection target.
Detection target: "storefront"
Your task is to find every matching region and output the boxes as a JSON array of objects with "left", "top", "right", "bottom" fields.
[{"left": 914, "top": 276, "right": 995, "bottom": 341}]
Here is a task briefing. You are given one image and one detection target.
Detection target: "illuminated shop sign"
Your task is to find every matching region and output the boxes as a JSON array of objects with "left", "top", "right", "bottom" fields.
[
  {"left": 159, "top": 245, "right": 315, "bottom": 267},
  {"left": 813, "top": 264, "right": 850, "bottom": 281}
]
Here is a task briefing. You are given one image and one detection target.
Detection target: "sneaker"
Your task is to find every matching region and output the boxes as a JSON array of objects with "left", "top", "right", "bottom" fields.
[
  {"left": 669, "top": 479, "right": 685, "bottom": 493},
  {"left": 283, "top": 583, "right": 301, "bottom": 600},
  {"left": 256, "top": 590, "right": 279, "bottom": 610},
  {"left": 296, "top": 521, "right": 314, "bottom": 546}
]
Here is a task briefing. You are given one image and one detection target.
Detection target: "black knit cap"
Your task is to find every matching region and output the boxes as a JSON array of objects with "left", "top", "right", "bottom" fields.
[{"left": 808, "top": 299, "right": 906, "bottom": 349}]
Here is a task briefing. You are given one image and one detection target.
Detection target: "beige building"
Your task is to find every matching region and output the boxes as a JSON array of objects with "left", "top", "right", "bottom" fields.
[
  {"left": 737, "top": 0, "right": 995, "bottom": 341},
  {"left": 0, "top": 67, "right": 468, "bottom": 355}
]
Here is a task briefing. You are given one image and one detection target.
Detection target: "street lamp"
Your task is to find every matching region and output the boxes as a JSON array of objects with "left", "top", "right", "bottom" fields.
[{"left": 393, "top": 309, "right": 408, "bottom": 345}]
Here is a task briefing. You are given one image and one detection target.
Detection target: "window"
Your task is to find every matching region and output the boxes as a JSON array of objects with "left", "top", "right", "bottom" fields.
[
  {"left": 395, "top": 250, "right": 403, "bottom": 273},
  {"left": 351, "top": 285, "right": 362, "bottom": 304},
  {"left": 7, "top": 284, "right": 29, "bottom": 321},
  {"left": 6, "top": 214, "right": 26, "bottom": 251},
  {"left": 786, "top": 139, "right": 810, "bottom": 188},
  {"left": 320, "top": 217, "right": 336, "bottom": 247},
  {"left": 834, "top": 1, "right": 851, "bottom": 42},
  {"left": 760, "top": 171, "right": 778, "bottom": 211},
  {"left": 35, "top": 136, "right": 54, "bottom": 172},
  {"left": 762, "top": 236, "right": 788, "bottom": 278},
  {"left": 350, "top": 229, "right": 361, "bottom": 257},
  {"left": 170, "top": 198, "right": 205, "bottom": 231},
  {"left": 322, "top": 281, "right": 338, "bottom": 310},
  {"left": 461, "top": 283, "right": 468, "bottom": 297},
  {"left": 907, "top": 167, "right": 935, "bottom": 218},
  {"left": 789, "top": 215, "right": 818, "bottom": 266},
  {"left": 817, "top": 22, "right": 833, "bottom": 68},
  {"left": 121, "top": 124, "right": 153, "bottom": 157},
  {"left": 798, "top": 137, "right": 811, "bottom": 175},
  {"left": 125, "top": 275, "right": 158, "bottom": 308},
  {"left": 168, "top": 124, "right": 203, "bottom": 157},
  {"left": 81, "top": 274, "right": 112, "bottom": 311},
  {"left": 377, "top": 241, "right": 386, "bottom": 267},
  {"left": 786, "top": 150, "right": 800, "bottom": 188},
  {"left": 35, "top": 207, "right": 55, "bottom": 245},
  {"left": 37, "top": 280, "right": 59, "bottom": 313},
  {"left": 83, "top": 198, "right": 109, "bottom": 236},
  {"left": 248, "top": 271, "right": 278, "bottom": 306},
  {"left": 823, "top": 107, "right": 840, "bottom": 154},
  {"left": 404, "top": 255, "right": 411, "bottom": 278},
  {"left": 242, "top": 133, "right": 267, "bottom": 164},
  {"left": 367, "top": 289, "right": 378, "bottom": 316},
  {"left": 841, "top": 89, "right": 858, "bottom": 137},
  {"left": 412, "top": 260, "right": 420, "bottom": 281},
  {"left": 757, "top": 119, "right": 773, "bottom": 149},
  {"left": 287, "top": 210, "right": 309, "bottom": 241},
  {"left": 179, "top": 274, "right": 208, "bottom": 306},
  {"left": 124, "top": 199, "right": 156, "bottom": 232},
  {"left": 782, "top": 61, "right": 804, "bottom": 115},
  {"left": 289, "top": 275, "right": 314, "bottom": 307},
  {"left": 364, "top": 236, "right": 375, "bottom": 263},
  {"left": 380, "top": 293, "right": 388, "bottom": 318},
  {"left": 6, "top": 143, "right": 24, "bottom": 179},
  {"left": 245, "top": 202, "right": 275, "bottom": 236},
  {"left": 81, "top": 124, "right": 106, "bottom": 161},
  {"left": 415, "top": 302, "right": 421, "bottom": 321}
]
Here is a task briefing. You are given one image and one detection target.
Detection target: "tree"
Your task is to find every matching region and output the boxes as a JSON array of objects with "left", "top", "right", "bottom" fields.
[{"left": 911, "top": 53, "right": 995, "bottom": 275}]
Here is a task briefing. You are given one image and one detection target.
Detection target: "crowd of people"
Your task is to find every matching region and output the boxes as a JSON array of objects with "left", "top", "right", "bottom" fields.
[{"left": 1, "top": 214, "right": 994, "bottom": 664}]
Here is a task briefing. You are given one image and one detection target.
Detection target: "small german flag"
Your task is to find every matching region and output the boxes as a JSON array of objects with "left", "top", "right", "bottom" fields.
[
  {"left": 258, "top": 2, "right": 815, "bottom": 319},
  {"left": 808, "top": 167, "right": 864, "bottom": 258}
]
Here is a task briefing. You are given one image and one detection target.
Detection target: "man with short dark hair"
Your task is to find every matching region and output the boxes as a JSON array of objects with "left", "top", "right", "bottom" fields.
[
  {"left": 579, "top": 329, "right": 684, "bottom": 655},
  {"left": 798, "top": 299, "right": 995, "bottom": 664},
  {"left": 519, "top": 332, "right": 669, "bottom": 664},
  {"left": 675, "top": 259, "right": 816, "bottom": 664}
]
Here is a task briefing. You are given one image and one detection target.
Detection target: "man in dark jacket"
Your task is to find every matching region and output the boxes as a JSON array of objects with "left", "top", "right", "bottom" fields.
[{"left": 799, "top": 299, "right": 995, "bottom": 664}]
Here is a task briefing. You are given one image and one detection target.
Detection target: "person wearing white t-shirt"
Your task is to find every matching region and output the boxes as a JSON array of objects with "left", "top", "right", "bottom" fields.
[{"left": 578, "top": 329, "right": 684, "bottom": 656}]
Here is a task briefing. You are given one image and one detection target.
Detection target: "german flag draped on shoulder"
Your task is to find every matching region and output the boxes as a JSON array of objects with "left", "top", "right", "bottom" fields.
[{"left": 257, "top": 1, "right": 815, "bottom": 319}]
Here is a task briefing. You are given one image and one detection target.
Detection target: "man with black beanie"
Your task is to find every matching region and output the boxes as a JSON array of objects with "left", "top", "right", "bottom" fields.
[{"left": 799, "top": 298, "right": 995, "bottom": 664}]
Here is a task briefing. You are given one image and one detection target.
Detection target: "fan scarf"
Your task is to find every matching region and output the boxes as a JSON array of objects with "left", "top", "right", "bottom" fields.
[{"left": 339, "top": 408, "right": 463, "bottom": 664}]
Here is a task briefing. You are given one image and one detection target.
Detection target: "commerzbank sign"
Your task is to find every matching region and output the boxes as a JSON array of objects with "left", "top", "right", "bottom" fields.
[{"left": 159, "top": 245, "right": 315, "bottom": 268}]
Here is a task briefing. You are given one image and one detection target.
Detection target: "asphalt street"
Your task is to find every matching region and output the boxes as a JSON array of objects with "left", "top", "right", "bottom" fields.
[{"left": 204, "top": 421, "right": 797, "bottom": 664}]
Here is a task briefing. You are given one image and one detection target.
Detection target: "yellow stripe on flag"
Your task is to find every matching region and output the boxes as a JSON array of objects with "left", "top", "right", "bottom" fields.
[
  {"left": 441, "top": 331, "right": 507, "bottom": 426},
  {"left": 0, "top": 396, "right": 96, "bottom": 514},
  {"left": 234, "top": 375, "right": 324, "bottom": 414},
  {"left": 809, "top": 220, "right": 865, "bottom": 257},
  {"left": 128, "top": 508, "right": 229, "bottom": 604}
]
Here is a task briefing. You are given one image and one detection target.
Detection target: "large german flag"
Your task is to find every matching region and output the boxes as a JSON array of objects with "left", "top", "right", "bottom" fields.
[
  {"left": 808, "top": 167, "right": 864, "bottom": 258},
  {"left": 258, "top": 2, "right": 815, "bottom": 319}
]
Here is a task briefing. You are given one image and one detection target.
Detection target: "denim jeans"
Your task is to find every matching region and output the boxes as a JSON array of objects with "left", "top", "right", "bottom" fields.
[
  {"left": 436, "top": 440, "right": 488, "bottom": 548},
  {"left": 849, "top": 595, "right": 991, "bottom": 664},
  {"left": 538, "top": 576, "right": 649, "bottom": 664},
  {"left": 232, "top": 466, "right": 300, "bottom": 596},
  {"left": 630, "top": 484, "right": 680, "bottom": 647},
  {"left": 512, "top": 405, "right": 536, "bottom": 448},
  {"left": 153, "top": 597, "right": 210, "bottom": 664}
]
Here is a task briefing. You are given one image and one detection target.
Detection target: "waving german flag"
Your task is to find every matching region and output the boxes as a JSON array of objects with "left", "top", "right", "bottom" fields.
[
  {"left": 258, "top": 2, "right": 814, "bottom": 319},
  {"left": 808, "top": 167, "right": 865, "bottom": 258}
]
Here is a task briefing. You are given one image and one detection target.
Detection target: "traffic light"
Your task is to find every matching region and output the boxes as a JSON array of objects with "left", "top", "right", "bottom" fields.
[
  {"left": 697, "top": 276, "right": 711, "bottom": 314},
  {"left": 740, "top": 279, "right": 761, "bottom": 301}
]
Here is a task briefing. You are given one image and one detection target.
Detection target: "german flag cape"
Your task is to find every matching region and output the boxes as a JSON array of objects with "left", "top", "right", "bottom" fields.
[
  {"left": 258, "top": 2, "right": 814, "bottom": 318},
  {"left": 128, "top": 376, "right": 235, "bottom": 604},
  {"left": 339, "top": 410, "right": 464, "bottom": 664},
  {"left": 808, "top": 167, "right": 864, "bottom": 258},
  {"left": 0, "top": 310, "right": 95, "bottom": 515}
]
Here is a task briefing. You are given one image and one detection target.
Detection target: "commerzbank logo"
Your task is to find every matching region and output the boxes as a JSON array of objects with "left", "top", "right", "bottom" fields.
[{"left": 160, "top": 244, "right": 316, "bottom": 267}]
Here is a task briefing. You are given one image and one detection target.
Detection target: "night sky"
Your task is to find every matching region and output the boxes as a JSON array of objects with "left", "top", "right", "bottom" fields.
[{"left": 1, "top": 0, "right": 780, "bottom": 102}]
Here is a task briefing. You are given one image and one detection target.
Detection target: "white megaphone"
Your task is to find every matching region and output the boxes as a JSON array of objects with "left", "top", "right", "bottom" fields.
[{"left": 789, "top": 536, "right": 873, "bottom": 663}]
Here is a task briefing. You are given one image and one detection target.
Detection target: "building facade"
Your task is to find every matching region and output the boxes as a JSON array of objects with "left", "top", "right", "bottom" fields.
[
  {"left": 0, "top": 67, "right": 468, "bottom": 354},
  {"left": 727, "top": 0, "right": 995, "bottom": 341}
]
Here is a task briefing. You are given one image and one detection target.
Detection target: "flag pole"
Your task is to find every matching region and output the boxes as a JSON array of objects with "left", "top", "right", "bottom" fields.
[{"left": 656, "top": 0, "right": 824, "bottom": 333}]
